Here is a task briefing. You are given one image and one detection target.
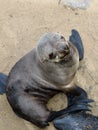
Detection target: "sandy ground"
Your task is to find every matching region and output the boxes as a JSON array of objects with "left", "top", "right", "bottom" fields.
[{"left": 0, "top": 0, "right": 98, "bottom": 130}]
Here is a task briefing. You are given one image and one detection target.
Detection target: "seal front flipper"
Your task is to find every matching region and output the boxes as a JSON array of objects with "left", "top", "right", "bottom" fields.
[
  {"left": 69, "top": 29, "right": 84, "bottom": 60},
  {"left": 0, "top": 73, "right": 7, "bottom": 94}
]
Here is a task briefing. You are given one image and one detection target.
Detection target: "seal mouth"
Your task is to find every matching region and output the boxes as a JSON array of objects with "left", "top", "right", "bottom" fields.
[
  {"left": 57, "top": 43, "right": 71, "bottom": 61},
  {"left": 48, "top": 43, "right": 71, "bottom": 63},
  {"left": 59, "top": 49, "right": 70, "bottom": 60},
  {"left": 52, "top": 49, "right": 70, "bottom": 63}
]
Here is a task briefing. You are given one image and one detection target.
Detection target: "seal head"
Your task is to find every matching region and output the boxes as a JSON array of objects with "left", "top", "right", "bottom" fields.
[
  {"left": 37, "top": 32, "right": 71, "bottom": 63},
  {"left": 37, "top": 32, "right": 79, "bottom": 86}
]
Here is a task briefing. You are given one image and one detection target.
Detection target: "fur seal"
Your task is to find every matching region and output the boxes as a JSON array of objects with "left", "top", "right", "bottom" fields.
[{"left": 5, "top": 31, "right": 87, "bottom": 128}]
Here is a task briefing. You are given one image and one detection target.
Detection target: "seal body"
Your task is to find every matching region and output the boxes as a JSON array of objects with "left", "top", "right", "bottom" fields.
[{"left": 6, "top": 32, "right": 79, "bottom": 127}]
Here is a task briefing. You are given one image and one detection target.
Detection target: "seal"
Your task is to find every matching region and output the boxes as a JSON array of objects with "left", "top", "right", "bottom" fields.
[{"left": 6, "top": 31, "right": 87, "bottom": 128}]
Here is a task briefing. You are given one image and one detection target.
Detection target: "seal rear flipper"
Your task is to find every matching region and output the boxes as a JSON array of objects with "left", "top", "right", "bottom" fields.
[
  {"left": 53, "top": 111, "right": 98, "bottom": 130},
  {"left": 0, "top": 73, "right": 7, "bottom": 94},
  {"left": 47, "top": 87, "right": 94, "bottom": 122},
  {"left": 69, "top": 29, "right": 84, "bottom": 60},
  {"left": 47, "top": 99, "right": 92, "bottom": 122}
]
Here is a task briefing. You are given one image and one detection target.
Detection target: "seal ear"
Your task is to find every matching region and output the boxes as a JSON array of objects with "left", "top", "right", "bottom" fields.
[{"left": 69, "top": 29, "right": 84, "bottom": 61}]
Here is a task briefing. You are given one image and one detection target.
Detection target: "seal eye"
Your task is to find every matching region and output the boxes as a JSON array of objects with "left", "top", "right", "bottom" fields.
[{"left": 49, "top": 53, "right": 56, "bottom": 59}]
